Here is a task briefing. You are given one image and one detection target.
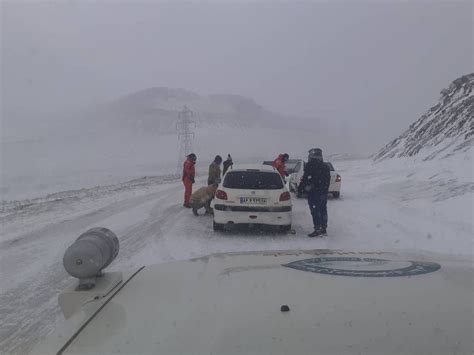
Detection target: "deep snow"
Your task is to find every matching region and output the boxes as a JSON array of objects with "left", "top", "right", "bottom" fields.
[{"left": 0, "top": 154, "right": 473, "bottom": 354}]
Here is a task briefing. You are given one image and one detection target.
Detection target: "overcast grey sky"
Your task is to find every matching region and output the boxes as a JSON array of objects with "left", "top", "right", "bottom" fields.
[{"left": 2, "top": 0, "right": 473, "bottom": 145}]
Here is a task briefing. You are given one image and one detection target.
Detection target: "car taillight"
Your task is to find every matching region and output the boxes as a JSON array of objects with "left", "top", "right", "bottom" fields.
[
  {"left": 336, "top": 174, "right": 341, "bottom": 182},
  {"left": 279, "top": 191, "right": 291, "bottom": 201},
  {"left": 215, "top": 189, "right": 228, "bottom": 200}
]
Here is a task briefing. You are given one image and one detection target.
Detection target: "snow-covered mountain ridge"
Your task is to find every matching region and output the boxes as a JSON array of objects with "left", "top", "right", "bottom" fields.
[
  {"left": 104, "top": 87, "right": 272, "bottom": 133},
  {"left": 374, "top": 74, "right": 473, "bottom": 161}
]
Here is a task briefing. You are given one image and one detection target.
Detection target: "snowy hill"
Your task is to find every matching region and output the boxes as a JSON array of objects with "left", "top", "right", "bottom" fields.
[
  {"left": 374, "top": 74, "right": 474, "bottom": 161},
  {"left": 99, "top": 87, "right": 274, "bottom": 134}
]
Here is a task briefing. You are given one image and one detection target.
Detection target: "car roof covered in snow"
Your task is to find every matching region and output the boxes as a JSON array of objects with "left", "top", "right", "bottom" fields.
[
  {"left": 229, "top": 164, "right": 277, "bottom": 172},
  {"left": 34, "top": 249, "right": 473, "bottom": 355}
]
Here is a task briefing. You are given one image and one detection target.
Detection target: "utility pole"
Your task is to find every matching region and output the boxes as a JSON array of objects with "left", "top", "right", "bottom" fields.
[{"left": 176, "top": 105, "right": 195, "bottom": 173}]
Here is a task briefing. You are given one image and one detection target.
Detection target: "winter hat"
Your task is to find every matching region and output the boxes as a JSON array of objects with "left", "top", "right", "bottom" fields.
[
  {"left": 215, "top": 155, "right": 223, "bottom": 164},
  {"left": 308, "top": 148, "right": 323, "bottom": 161}
]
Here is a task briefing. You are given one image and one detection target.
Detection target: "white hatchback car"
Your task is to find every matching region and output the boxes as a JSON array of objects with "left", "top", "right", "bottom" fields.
[
  {"left": 287, "top": 159, "right": 305, "bottom": 193},
  {"left": 212, "top": 165, "right": 292, "bottom": 232},
  {"left": 291, "top": 161, "right": 342, "bottom": 199}
]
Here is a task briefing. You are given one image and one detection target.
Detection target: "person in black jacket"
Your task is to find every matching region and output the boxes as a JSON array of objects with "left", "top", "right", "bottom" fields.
[
  {"left": 298, "top": 148, "right": 331, "bottom": 237},
  {"left": 223, "top": 154, "right": 233, "bottom": 176}
]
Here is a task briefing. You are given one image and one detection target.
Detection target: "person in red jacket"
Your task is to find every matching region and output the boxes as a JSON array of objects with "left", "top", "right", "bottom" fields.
[
  {"left": 182, "top": 153, "right": 196, "bottom": 208},
  {"left": 272, "top": 153, "right": 289, "bottom": 178}
]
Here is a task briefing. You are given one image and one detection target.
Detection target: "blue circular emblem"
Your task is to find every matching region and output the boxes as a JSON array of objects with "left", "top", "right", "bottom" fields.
[{"left": 284, "top": 257, "right": 440, "bottom": 277}]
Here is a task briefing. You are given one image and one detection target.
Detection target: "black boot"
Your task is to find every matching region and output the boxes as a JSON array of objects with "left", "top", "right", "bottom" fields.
[
  {"left": 320, "top": 227, "right": 327, "bottom": 236},
  {"left": 307, "top": 229, "right": 323, "bottom": 238}
]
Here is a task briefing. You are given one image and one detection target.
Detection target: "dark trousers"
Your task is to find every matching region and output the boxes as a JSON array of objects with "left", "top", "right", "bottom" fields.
[{"left": 307, "top": 191, "right": 328, "bottom": 230}]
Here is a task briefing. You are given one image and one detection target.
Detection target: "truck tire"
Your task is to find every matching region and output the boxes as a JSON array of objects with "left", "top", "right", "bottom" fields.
[{"left": 332, "top": 192, "right": 340, "bottom": 199}]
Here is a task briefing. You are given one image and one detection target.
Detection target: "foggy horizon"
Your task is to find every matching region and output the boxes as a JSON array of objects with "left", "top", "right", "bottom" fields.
[{"left": 2, "top": 1, "right": 473, "bottom": 151}]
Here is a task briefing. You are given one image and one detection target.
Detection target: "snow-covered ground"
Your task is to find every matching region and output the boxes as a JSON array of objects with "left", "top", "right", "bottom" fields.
[{"left": 1, "top": 154, "right": 473, "bottom": 354}]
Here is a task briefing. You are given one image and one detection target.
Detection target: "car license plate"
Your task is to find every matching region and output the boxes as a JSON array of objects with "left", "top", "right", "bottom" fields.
[{"left": 240, "top": 197, "right": 267, "bottom": 205}]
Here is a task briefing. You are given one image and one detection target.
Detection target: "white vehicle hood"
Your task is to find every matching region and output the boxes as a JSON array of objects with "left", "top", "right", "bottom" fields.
[{"left": 35, "top": 250, "right": 473, "bottom": 355}]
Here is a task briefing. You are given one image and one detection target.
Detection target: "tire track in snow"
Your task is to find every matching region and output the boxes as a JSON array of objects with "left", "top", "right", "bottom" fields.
[{"left": 115, "top": 189, "right": 189, "bottom": 266}]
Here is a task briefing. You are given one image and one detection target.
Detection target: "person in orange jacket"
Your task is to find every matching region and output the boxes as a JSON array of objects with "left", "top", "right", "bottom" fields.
[
  {"left": 272, "top": 153, "right": 289, "bottom": 178},
  {"left": 182, "top": 153, "right": 197, "bottom": 208}
]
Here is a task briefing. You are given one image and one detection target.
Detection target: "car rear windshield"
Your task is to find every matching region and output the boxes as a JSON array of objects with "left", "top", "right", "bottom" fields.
[
  {"left": 223, "top": 171, "right": 284, "bottom": 190},
  {"left": 263, "top": 160, "right": 301, "bottom": 174},
  {"left": 285, "top": 161, "right": 298, "bottom": 174}
]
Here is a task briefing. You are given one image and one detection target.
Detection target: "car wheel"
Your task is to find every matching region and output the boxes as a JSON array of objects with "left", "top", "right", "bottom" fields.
[
  {"left": 279, "top": 224, "right": 292, "bottom": 233},
  {"left": 213, "top": 221, "right": 225, "bottom": 232},
  {"left": 332, "top": 192, "right": 340, "bottom": 198}
]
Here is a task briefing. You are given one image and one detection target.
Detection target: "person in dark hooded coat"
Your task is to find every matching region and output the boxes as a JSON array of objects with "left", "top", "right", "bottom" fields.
[{"left": 298, "top": 148, "right": 331, "bottom": 237}]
